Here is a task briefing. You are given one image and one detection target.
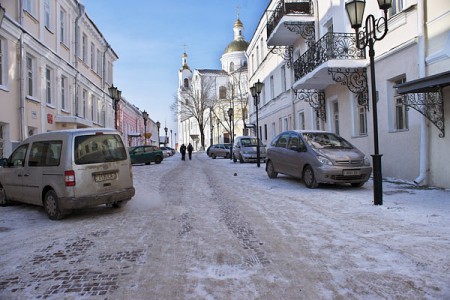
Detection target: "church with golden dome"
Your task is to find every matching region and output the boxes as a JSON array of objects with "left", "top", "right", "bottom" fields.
[{"left": 177, "top": 17, "right": 250, "bottom": 151}]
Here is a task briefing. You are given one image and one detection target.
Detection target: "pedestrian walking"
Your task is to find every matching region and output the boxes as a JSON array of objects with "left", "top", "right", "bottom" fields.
[
  {"left": 187, "top": 143, "right": 193, "bottom": 160},
  {"left": 180, "top": 144, "right": 186, "bottom": 161}
]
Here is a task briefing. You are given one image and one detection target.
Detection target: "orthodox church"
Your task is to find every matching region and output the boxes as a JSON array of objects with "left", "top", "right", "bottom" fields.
[{"left": 177, "top": 17, "right": 250, "bottom": 151}]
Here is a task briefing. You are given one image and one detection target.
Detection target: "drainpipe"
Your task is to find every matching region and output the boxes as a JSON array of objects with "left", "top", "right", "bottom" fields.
[
  {"left": 414, "top": 0, "right": 428, "bottom": 185},
  {"left": 74, "top": 3, "right": 85, "bottom": 118},
  {"left": 18, "top": 0, "right": 26, "bottom": 141},
  {"left": 102, "top": 43, "right": 111, "bottom": 127}
]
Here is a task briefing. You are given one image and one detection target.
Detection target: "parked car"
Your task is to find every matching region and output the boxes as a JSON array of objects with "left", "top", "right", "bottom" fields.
[
  {"left": 0, "top": 129, "right": 135, "bottom": 220},
  {"left": 159, "top": 146, "right": 173, "bottom": 157},
  {"left": 209, "top": 143, "right": 231, "bottom": 159},
  {"left": 166, "top": 147, "right": 176, "bottom": 155},
  {"left": 265, "top": 130, "right": 372, "bottom": 188},
  {"left": 232, "top": 136, "right": 266, "bottom": 163},
  {"left": 129, "top": 145, "right": 163, "bottom": 165}
]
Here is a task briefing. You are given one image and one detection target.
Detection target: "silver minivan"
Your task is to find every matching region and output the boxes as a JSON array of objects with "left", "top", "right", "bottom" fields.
[
  {"left": 232, "top": 136, "right": 266, "bottom": 163},
  {"left": 266, "top": 130, "right": 372, "bottom": 188},
  {"left": 0, "top": 128, "right": 135, "bottom": 219}
]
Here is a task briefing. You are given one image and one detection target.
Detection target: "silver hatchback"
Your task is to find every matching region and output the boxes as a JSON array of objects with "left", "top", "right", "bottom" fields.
[{"left": 266, "top": 130, "right": 372, "bottom": 188}]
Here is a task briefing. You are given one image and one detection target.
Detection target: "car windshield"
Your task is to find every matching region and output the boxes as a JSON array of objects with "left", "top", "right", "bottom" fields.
[
  {"left": 302, "top": 132, "right": 353, "bottom": 150},
  {"left": 75, "top": 134, "right": 127, "bottom": 164},
  {"left": 240, "top": 138, "right": 261, "bottom": 147}
]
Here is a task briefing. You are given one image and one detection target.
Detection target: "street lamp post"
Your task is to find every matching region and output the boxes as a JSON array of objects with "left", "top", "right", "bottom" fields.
[
  {"left": 156, "top": 121, "right": 161, "bottom": 146},
  {"left": 142, "top": 110, "right": 149, "bottom": 145},
  {"left": 170, "top": 130, "right": 173, "bottom": 148},
  {"left": 108, "top": 84, "right": 122, "bottom": 130},
  {"left": 228, "top": 108, "right": 234, "bottom": 160},
  {"left": 250, "top": 80, "right": 264, "bottom": 168},
  {"left": 164, "top": 126, "right": 168, "bottom": 147},
  {"left": 345, "top": 0, "right": 392, "bottom": 205}
]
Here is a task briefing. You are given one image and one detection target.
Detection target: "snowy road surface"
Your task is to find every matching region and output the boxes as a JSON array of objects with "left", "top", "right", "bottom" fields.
[{"left": 1, "top": 152, "right": 449, "bottom": 299}]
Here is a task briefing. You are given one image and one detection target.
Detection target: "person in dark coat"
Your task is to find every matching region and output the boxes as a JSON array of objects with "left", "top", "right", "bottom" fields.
[
  {"left": 187, "top": 143, "right": 193, "bottom": 160},
  {"left": 180, "top": 144, "right": 186, "bottom": 161}
]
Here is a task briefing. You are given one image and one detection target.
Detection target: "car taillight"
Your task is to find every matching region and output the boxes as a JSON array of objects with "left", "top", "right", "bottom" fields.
[{"left": 65, "top": 170, "right": 76, "bottom": 186}]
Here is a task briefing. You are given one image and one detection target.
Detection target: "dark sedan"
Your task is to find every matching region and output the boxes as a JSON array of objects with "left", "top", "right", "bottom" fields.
[{"left": 129, "top": 145, "right": 163, "bottom": 165}]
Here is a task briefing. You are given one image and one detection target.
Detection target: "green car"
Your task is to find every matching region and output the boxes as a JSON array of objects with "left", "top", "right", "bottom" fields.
[{"left": 129, "top": 145, "right": 163, "bottom": 165}]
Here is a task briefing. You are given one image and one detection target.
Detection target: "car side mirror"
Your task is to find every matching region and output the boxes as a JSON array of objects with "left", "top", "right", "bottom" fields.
[{"left": 0, "top": 158, "right": 8, "bottom": 167}]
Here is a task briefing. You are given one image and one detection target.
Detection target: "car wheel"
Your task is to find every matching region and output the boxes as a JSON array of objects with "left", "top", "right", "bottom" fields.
[
  {"left": 351, "top": 182, "right": 365, "bottom": 187},
  {"left": 155, "top": 156, "right": 162, "bottom": 164},
  {"left": 239, "top": 154, "right": 244, "bottom": 163},
  {"left": 233, "top": 154, "right": 237, "bottom": 163},
  {"left": 303, "top": 166, "right": 318, "bottom": 189},
  {"left": 211, "top": 154, "right": 216, "bottom": 159},
  {"left": 107, "top": 200, "right": 124, "bottom": 208},
  {"left": 225, "top": 153, "right": 230, "bottom": 159},
  {"left": 266, "top": 160, "right": 278, "bottom": 178},
  {"left": 145, "top": 162, "right": 150, "bottom": 165},
  {"left": 44, "top": 190, "right": 64, "bottom": 220},
  {"left": 0, "top": 185, "right": 11, "bottom": 207}
]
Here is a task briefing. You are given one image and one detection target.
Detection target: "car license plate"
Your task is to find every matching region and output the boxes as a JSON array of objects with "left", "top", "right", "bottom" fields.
[
  {"left": 94, "top": 172, "right": 117, "bottom": 182},
  {"left": 343, "top": 169, "right": 361, "bottom": 176}
]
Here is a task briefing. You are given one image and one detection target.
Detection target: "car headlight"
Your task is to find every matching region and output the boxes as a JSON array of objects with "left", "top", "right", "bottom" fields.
[
  {"left": 317, "top": 156, "right": 333, "bottom": 166},
  {"left": 364, "top": 156, "right": 371, "bottom": 166}
]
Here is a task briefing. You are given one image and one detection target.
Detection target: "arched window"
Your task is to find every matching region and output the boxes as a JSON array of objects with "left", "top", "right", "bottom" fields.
[
  {"left": 230, "top": 62, "right": 235, "bottom": 72},
  {"left": 219, "top": 86, "right": 227, "bottom": 99},
  {"left": 183, "top": 78, "right": 189, "bottom": 88}
]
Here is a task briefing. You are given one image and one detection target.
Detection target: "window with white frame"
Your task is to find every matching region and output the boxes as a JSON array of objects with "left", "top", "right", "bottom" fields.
[
  {"left": 82, "top": 89, "right": 87, "bottom": 118},
  {"left": 90, "top": 43, "right": 95, "bottom": 69},
  {"left": 394, "top": 78, "right": 408, "bottom": 130},
  {"left": 82, "top": 34, "right": 88, "bottom": 62},
  {"left": 281, "top": 65, "right": 286, "bottom": 92},
  {"left": 59, "top": 8, "right": 67, "bottom": 45},
  {"left": 256, "top": 46, "right": 260, "bottom": 66},
  {"left": 333, "top": 101, "right": 339, "bottom": 135},
  {"left": 44, "top": 0, "right": 53, "bottom": 30},
  {"left": 61, "top": 75, "right": 67, "bottom": 110},
  {"left": 389, "top": 0, "right": 403, "bottom": 16},
  {"left": 26, "top": 54, "right": 36, "bottom": 98},
  {"left": 270, "top": 75, "right": 274, "bottom": 99},
  {"left": 283, "top": 117, "right": 288, "bottom": 131},
  {"left": 298, "top": 111, "right": 305, "bottom": 130},
  {"left": 97, "top": 49, "right": 102, "bottom": 74},
  {"left": 45, "top": 67, "right": 53, "bottom": 105},
  {"left": 358, "top": 105, "right": 367, "bottom": 135},
  {"left": 271, "top": 122, "right": 276, "bottom": 139},
  {"left": 24, "top": 0, "right": 37, "bottom": 17},
  {"left": 260, "top": 37, "right": 264, "bottom": 61},
  {"left": 251, "top": 54, "right": 255, "bottom": 74}
]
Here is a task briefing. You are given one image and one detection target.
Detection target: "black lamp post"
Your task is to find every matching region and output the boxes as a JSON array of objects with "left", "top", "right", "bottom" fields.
[
  {"left": 156, "top": 121, "right": 161, "bottom": 146},
  {"left": 164, "top": 126, "right": 168, "bottom": 147},
  {"left": 250, "top": 80, "right": 264, "bottom": 168},
  {"left": 0, "top": 3, "right": 6, "bottom": 27},
  {"left": 228, "top": 108, "right": 234, "bottom": 160},
  {"left": 345, "top": 0, "right": 392, "bottom": 205},
  {"left": 108, "top": 84, "right": 122, "bottom": 130},
  {"left": 142, "top": 110, "right": 149, "bottom": 145},
  {"left": 170, "top": 129, "right": 173, "bottom": 148}
]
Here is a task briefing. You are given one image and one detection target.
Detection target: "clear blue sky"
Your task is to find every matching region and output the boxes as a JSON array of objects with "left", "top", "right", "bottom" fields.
[{"left": 82, "top": 0, "right": 269, "bottom": 133}]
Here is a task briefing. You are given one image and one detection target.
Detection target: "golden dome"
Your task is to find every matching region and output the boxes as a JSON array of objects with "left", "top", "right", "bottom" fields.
[{"left": 224, "top": 40, "right": 249, "bottom": 54}]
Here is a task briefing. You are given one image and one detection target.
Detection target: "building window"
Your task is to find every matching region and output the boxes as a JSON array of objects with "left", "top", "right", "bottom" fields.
[
  {"left": 46, "top": 67, "right": 53, "bottom": 105},
  {"left": 230, "top": 62, "right": 234, "bottom": 72},
  {"left": 60, "top": 8, "right": 67, "bottom": 45},
  {"left": 97, "top": 49, "right": 102, "bottom": 74},
  {"left": 298, "top": 111, "right": 305, "bottom": 130},
  {"left": 82, "top": 34, "right": 88, "bottom": 62},
  {"left": 394, "top": 78, "right": 408, "bottom": 130},
  {"left": 82, "top": 89, "right": 87, "bottom": 118},
  {"left": 61, "top": 76, "right": 67, "bottom": 110},
  {"left": 256, "top": 46, "right": 260, "bottom": 66},
  {"left": 91, "top": 95, "right": 95, "bottom": 121},
  {"left": 270, "top": 75, "right": 275, "bottom": 99},
  {"left": 219, "top": 86, "right": 227, "bottom": 99},
  {"left": 24, "top": 0, "right": 37, "bottom": 17},
  {"left": 281, "top": 65, "right": 286, "bottom": 92},
  {"left": 26, "top": 55, "right": 36, "bottom": 97},
  {"left": 90, "top": 43, "right": 95, "bottom": 69},
  {"left": 264, "top": 124, "right": 268, "bottom": 140},
  {"left": 333, "top": 102, "right": 339, "bottom": 135},
  {"left": 184, "top": 78, "right": 189, "bottom": 88},
  {"left": 44, "top": 0, "right": 52, "bottom": 30},
  {"left": 358, "top": 106, "right": 367, "bottom": 135},
  {"left": 260, "top": 37, "right": 264, "bottom": 61},
  {"left": 389, "top": 0, "right": 403, "bottom": 16}
]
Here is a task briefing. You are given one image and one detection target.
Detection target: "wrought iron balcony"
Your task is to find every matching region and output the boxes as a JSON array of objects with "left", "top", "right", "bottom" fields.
[
  {"left": 293, "top": 32, "right": 365, "bottom": 82},
  {"left": 267, "top": 0, "right": 314, "bottom": 43}
]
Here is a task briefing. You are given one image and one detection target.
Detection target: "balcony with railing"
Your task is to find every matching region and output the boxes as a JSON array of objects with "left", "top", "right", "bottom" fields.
[
  {"left": 266, "top": 0, "right": 315, "bottom": 46},
  {"left": 292, "top": 32, "right": 367, "bottom": 90}
]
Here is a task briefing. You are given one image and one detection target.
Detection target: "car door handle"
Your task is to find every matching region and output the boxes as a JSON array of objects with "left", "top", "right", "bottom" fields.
[{"left": 23, "top": 174, "right": 30, "bottom": 177}]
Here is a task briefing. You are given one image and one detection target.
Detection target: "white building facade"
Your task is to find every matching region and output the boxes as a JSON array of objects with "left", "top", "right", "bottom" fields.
[{"left": 247, "top": 0, "right": 450, "bottom": 188}]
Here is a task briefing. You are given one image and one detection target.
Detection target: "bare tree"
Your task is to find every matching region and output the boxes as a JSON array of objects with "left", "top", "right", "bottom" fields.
[{"left": 172, "top": 76, "right": 217, "bottom": 150}]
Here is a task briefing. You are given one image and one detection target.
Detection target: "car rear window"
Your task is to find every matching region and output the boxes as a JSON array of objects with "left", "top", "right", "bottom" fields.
[{"left": 75, "top": 134, "right": 127, "bottom": 164}]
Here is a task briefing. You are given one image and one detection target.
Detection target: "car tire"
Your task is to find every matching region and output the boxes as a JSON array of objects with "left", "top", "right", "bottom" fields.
[
  {"left": 44, "top": 190, "right": 64, "bottom": 220},
  {"left": 233, "top": 154, "right": 237, "bottom": 163},
  {"left": 212, "top": 154, "right": 216, "bottom": 159},
  {"left": 303, "top": 166, "right": 318, "bottom": 189},
  {"left": 239, "top": 154, "right": 244, "bottom": 163},
  {"left": 0, "top": 185, "right": 11, "bottom": 207},
  {"left": 145, "top": 162, "right": 151, "bottom": 165},
  {"left": 225, "top": 153, "right": 230, "bottom": 159},
  {"left": 266, "top": 160, "right": 278, "bottom": 178},
  {"left": 155, "top": 156, "right": 162, "bottom": 164},
  {"left": 351, "top": 182, "right": 365, "bottom": 187}
]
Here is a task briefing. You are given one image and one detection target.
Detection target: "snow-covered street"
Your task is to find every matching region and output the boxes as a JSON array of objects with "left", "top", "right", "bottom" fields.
[{"left": 1, "top": 152, "right": 449, "bottom": 299}]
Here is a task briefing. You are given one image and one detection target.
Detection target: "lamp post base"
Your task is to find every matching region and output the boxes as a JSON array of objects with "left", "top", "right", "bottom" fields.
[{"left": 371, "top": 154, "right": 383, "bottom": 205}]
